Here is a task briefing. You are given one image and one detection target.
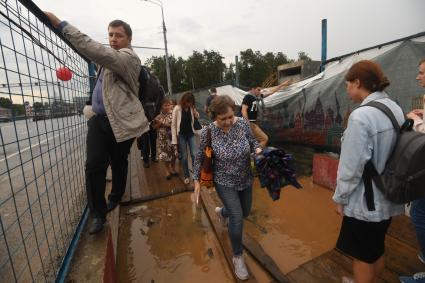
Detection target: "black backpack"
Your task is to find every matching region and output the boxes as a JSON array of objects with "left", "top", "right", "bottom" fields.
[
  {"left": 139, "top": 66, "right": 165, "bottom": 121},
  {"left": 362, "top": 101, "right": 425, "bottom": 211}
]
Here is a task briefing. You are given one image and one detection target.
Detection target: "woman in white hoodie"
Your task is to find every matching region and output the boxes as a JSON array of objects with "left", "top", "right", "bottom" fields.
[{"left": 171, "top": 91, "right": 199, "bottom": 184}]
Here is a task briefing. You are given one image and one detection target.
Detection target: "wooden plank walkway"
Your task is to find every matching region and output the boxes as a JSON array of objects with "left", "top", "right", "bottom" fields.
[
  {"left": 200, "top": 188, "right": 259, "bottom": 282},
  {"left": 124, "top": 147, "right": 422, "bottom": 282},
  {"left": 122, "top": 144, "right": 190, "bottom": 204},
  {"left": 285, "top": 207, "right": 421, "bottom": 283}
]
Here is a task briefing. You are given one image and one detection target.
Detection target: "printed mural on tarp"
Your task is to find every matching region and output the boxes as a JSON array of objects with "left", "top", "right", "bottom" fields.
[
  {"left": 183, "top": 34, "right": 425, "bottom": 151},
  {"left": 258, "top": 38, "right": 425, "bottom": 150}
]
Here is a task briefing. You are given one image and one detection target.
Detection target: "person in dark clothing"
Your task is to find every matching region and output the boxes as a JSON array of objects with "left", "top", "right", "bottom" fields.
[
  {"left": 241, "top": 80, "right": 291, "bottom": 148},
  {"left": 205, "top": 87, "right": 217, "bottom": 118},
  {"left": 141, "top": 127, "right": 157, "bottom": 167},
  {"left": 241, "top": 87, "right": 268, "bottom": 148}
]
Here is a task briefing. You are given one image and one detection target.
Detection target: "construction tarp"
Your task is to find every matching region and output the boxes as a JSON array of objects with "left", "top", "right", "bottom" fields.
[{"left": 211, "top": 33, "right": 425, "bottom": 150}]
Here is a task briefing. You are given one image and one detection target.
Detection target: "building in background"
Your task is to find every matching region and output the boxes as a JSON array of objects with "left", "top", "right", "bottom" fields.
[
  {"left": 0, "top": 106, "right": 12, "bottom": 122},
  {"left": 277, "top": 60, "right": 321, "bottom": 84}
]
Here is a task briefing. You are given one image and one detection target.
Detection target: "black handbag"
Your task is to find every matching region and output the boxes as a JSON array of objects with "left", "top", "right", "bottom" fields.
[{"left": 194, "top": 117, "right": 202, "bottom": 130}]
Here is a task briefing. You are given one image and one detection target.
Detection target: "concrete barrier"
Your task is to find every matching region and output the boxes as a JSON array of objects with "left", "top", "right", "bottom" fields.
[{"left": 312, "top": 154, "right": 339, "bottom": 191}]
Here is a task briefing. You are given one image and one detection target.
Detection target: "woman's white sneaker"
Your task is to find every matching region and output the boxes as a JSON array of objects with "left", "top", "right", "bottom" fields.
[
  {"left": 215, "top": 207, "right": 228, "bottom": 227},
  {"left": 232, "top": 255, "right": 249, "bottom": 280}
]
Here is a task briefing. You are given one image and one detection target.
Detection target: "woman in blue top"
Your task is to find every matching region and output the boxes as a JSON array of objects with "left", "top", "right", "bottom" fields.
[
  {"left": 333, "top": 60, "right": 405, "bottom": 283},
  {"left": 193, "top": 95, "right": 261, "bottom": 281}
]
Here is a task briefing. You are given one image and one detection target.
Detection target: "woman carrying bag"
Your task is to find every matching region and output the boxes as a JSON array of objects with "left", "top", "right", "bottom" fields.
[
  {"left": 171, "top": 91, "right": 200, "bottom": 184},
  {"left": 333, "top": 60, "right": 405, "bottom": 283},
  {"left": 193, "top": 95, "right": 262, "bottom": 281}
]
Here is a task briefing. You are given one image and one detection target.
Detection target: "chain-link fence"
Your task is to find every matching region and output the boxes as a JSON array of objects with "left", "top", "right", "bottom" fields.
[{"left": 0, "top": 0, "right": 90, "bottom": 281}]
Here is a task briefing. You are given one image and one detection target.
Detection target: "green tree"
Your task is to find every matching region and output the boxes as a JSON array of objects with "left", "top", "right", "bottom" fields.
[
  {"left": 146, "top": 50, "right": 226, "bottom": 93},
  {"left": 171, "top": 56, "right": 189, "bottom": 92},
  {"left": 298, "top": 51, "right": 312, "bottom": 61},
  {"left": 145, "top": 55, "right": 189, "bottom": 93},
  {"left": 145, "top": 55, "right": 167, "bottom": 91},
  {"left": 0, "top": 97, "right": 12, "bottom": 108},
  {"left": 185, "top": 51, "right": 204, "bottom": 89},
  {"left": 238, "top": 49, "right": 291, "bottom": 87},
  {"left": 11, "top": 104, "right": 25, "bottom": 116},
  {"left": 224, "top": 63, "right": 235, "bottom": 82},
  {"left": 33, "top": 102, "right": 44, "bottom": 113},
  {"left": 185, "top": 50, "right": 226, "bottom": 90},
  {"left": 203, "top": 50, "right": 226, "bottom": 85}
]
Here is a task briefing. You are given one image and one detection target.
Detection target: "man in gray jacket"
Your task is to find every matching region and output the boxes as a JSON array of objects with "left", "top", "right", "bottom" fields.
[{"left": 45, "top": 12, "right": 149, "bottom": 234}]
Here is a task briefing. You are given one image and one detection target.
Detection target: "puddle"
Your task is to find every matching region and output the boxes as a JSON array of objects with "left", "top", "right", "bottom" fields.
[
  {"left": 117, "top": 192, "right": 233, "bottom": 283},
  {"left": 118, "top": 175, "right": 342, "bottom": 280},
  {"left": 245, "top": 176, "right": 341, "bottom": 273}
]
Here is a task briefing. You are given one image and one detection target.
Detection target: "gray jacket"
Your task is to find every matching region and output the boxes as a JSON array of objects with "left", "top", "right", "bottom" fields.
[
  {"left": 62, "top": 23, "right": 149, "bottom": 142},
  {"left": 333, "top": 91, "right": 405, "bottom": 222}
]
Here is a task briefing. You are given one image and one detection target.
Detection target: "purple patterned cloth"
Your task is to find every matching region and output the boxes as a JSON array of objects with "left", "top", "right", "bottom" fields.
[{"left": 254, "top": 147, "right": 302, "bottom": 201}]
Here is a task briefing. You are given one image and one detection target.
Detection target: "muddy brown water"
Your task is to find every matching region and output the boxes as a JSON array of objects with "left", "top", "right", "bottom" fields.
[
  {"left": 117, "top": 175, "right": 341, "bottom": 282},
  {"left": 247, "top": 176, "right": 341, "bottom": 273},
  {"left": 117, "top": 192, "right": 234, "bottom": 283}
]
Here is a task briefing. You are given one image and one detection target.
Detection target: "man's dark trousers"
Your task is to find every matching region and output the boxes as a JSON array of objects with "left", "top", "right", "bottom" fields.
[
  {"left": 141, "top": 128, "right": 157, "bottom": 162},
  {"left": 85, "top": 115, "right": 134, "bottom": 220}
]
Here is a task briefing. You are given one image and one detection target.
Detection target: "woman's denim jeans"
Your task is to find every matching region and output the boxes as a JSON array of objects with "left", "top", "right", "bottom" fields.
[
  {"left": 411, "top": 198, "right": 425, "bottom": 256},
  {"left": 215, "top": 183, "right": 252, "bottom": 256},
  {"left": 178, "top": 134, "right": 196, "bottom": 178}
]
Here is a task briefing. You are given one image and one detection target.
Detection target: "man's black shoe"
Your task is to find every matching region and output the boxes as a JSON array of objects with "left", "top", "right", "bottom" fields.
[
  {"left": 143, "top": 162, "right": 150, "bottom": 168},
  {"left": 107, "top": 200, "right": 118, "bottom": 212},
  {"left": 89, "top": 218, "right": 105, "bottom": 235},
  {"left": 151, "top": 158, "right": 158, "bottom": 163}
]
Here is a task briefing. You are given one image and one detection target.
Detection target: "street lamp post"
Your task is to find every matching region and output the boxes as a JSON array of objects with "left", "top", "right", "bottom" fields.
[{"left": 142, "top": 0, "right": 172, "bottom": 96}]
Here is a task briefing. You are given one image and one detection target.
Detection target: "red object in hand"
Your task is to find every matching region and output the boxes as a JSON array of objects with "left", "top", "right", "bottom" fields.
[{"left": 56, "top": 67, "right": 72, "bottom": 81}]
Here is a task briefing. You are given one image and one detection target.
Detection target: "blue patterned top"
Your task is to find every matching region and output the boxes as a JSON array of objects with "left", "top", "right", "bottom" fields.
[{"left": 193, "top": 118, "right": 259, "bottom": 189}]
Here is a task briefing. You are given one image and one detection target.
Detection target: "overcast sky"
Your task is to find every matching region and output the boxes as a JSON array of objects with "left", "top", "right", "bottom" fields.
[{"left": 31, "top": 0, "right": 425, "bottom": 65}]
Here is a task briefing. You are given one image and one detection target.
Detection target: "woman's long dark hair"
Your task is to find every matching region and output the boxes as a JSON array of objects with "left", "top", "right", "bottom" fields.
[{"left": 179, "top": 91, "right": 195, "bottom": 109}]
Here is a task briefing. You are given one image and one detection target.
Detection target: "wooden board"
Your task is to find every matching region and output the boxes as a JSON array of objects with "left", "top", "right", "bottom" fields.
[
  {"left": 288, "top": 216, "right": 421, "bottom": 283},
  {"left": 243, "top": 233, "right": 290, "bottom": 283},
  {"left": 286, "top": 265, "right": 324, "bottom": 283},
  {"left": 122, "top": 143, "right": 140, "bottom": 202},
  {"left": 123, "top": 144, "right": 187, "bottom": 203},
  {"left": 120, "top": 187, "right": 192, "bottom": 206},
  {"left": 121, "top": 144, "right": 421, "bottom": 283},
  {"left": 200, "top": 188, "right": 258, "bottom": 283},
  {"left": 295, "top": 252, "right": 351, "bottom": 283},
  {"left": 384, "top": 233, "right": 423, "bottom": 276},
  {"left": 387, "top": 215, "right": 419, "bottom": 249}
]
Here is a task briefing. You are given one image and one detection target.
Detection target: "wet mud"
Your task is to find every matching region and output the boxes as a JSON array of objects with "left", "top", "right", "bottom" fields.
[
  {"left": 117, "top": 192, "right": 233, "bottom": 283},
  {"left": 117, "top": 176, "right": 341, "bottom": 281},
  {"left": 246, "top": 176, "right": 341, "bottom": 273}
]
